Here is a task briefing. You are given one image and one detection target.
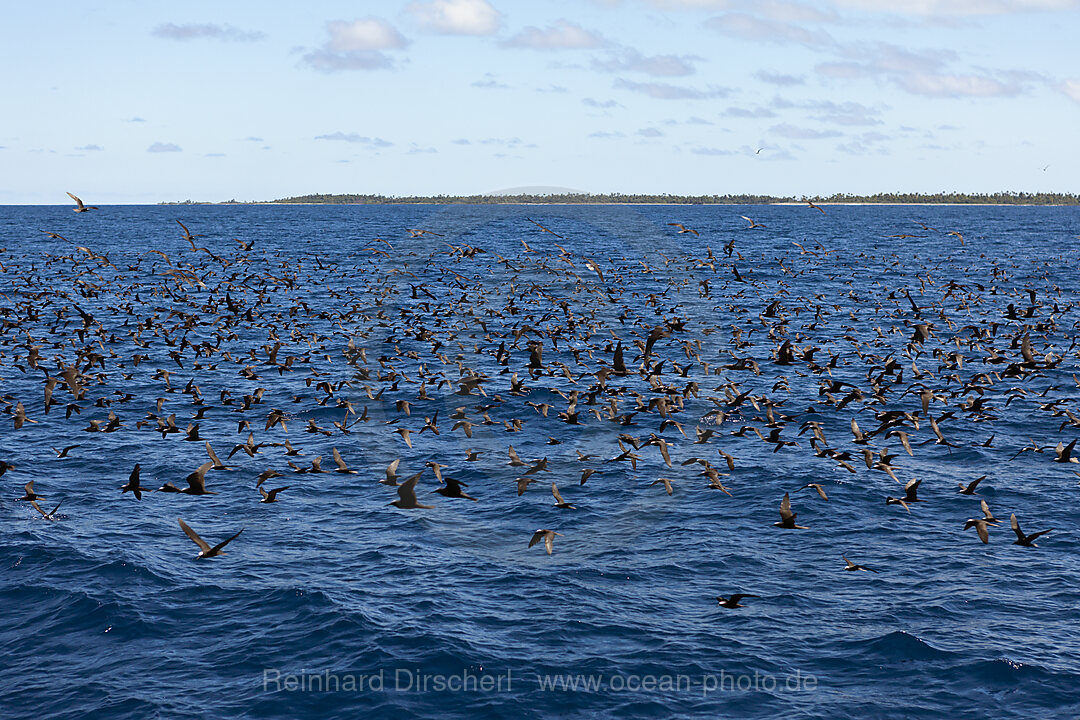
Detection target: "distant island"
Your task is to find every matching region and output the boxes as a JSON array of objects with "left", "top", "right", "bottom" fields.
[{"left": 162, "top": 191, "right": 1080, "bottom": 206}]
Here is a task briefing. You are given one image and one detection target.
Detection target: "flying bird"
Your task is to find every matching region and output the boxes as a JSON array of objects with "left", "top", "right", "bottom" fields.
[{"left": 178, "top": 517, "right": 243, "bottom": 559}]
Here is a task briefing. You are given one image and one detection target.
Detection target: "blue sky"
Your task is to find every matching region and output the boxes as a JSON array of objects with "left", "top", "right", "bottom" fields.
[{"left": 2, "top": 0, "right": 1078, "bottom": 203}]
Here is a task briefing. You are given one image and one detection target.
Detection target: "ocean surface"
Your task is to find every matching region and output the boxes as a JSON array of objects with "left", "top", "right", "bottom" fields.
[{"left": 1, "top": 203, "right": 1079, "bottom": 719}]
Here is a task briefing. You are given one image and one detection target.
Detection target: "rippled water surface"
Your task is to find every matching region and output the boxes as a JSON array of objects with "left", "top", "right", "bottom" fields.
[{"left": 2, "top": 203, "right": 1079, "bottom": 719}]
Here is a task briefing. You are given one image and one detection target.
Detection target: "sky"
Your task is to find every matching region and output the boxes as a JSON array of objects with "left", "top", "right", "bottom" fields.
[{"left": 2, "top": 0, "right": 1078, "bottom": 203}]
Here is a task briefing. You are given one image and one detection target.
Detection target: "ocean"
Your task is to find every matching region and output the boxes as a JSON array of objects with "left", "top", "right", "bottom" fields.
[{"left": 1, "top": 203, "right": 1078, "bottom": 719}]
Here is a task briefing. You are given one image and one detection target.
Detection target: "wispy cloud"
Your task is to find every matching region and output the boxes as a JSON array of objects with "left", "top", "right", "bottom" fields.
[
  {"left": 614, "top": 78, "right": 729, "bottom": 99},
  {"left": 691, "top": 146, "right": 734, "bottom": 156},
  {"left": 593, "top": 48, "right": 699, "bottom": 77},
  {"left": 302, "top": 18, "right": 409, "bottom": 72},
  {"left": 314, "top": 133, "right": 393, "bottom": 147},
  {"left": 754, "top": 70, "right": 805, "bottom": 86},
  {"left": 835, "top": 0, "right": 1080, "bottom": 16},
  {"left": 407, "top": 0, "right": 501, "bottom": 35},
  {"left": 148, "top": 142, "right": 182, "bottom": 153},
  {"left": 472, "top": 73, "right": 508, "bottom": 88},
  {"left": 151, "top": 23, "right": 264, "bottom": 42},
  {"left": 1062, "top": 79, "right": 1080, "bottom": 103},
  {"left": 75, "top": 144, "right": 104, "bottom": 151},
  {"left": 583, "top": 97, "right": 621, "bottom": 108},
  {"left": 723, "top": 106, "right": 777, "bottom": 118},
  {"left": 503, "top": 20, "right": 607, "bottom": 50},
  {"left": 818, "top": 42, "right": 1041, "bottom": 98},
  {"left": 769, "top": 123, "right": 843, "bottom": 139},
  {"left": 706, "top": 13, "right": 835, "bottom": 48}
]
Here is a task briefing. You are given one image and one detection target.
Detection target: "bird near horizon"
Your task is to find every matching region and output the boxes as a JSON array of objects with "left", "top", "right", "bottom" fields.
[{"left": 67, "top": 192, "right": 97, "bottom": 212}]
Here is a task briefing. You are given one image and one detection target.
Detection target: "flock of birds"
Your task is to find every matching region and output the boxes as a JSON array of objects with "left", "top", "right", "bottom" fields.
[{"left": 2, "top": 193, "right": 1076, "bottom": 609}]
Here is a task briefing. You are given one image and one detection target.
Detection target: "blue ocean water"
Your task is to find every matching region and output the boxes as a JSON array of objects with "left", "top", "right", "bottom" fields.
[{"left": 1, "top": 203, "right": 1079, "bottom": 719}]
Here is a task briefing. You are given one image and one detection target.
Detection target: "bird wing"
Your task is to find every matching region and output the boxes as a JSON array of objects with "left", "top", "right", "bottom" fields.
[
  {"left": 332, "top": 447, "right": 347, "bottom": 470},
  {"left": 1009, "top": 514, "right": 1025, "bottom": 542},
  {"left": 178, "top": 518, "right": 212, "bottom": 553},
  {"left": 209, "top": 528, "right": 244, "bottom": 555},
  {"left": 397, "top": 473, "right": 422, "bottom": 505},
  {"left": 185, "top": 461, "right": 214, "bottom": 492},
  {"left": 551, "top": 483, "right": 565, "bottom": 504},
  {"left": 67, "top": 192, "right": 84, "bottom": 208},
  {"left": 205, "top": 441, "right": 224, "bottom": 466},
  {"left": 779, "top": 492, "right": 793, "bottom": 521},
  {"left": 386, "top": 458, "right": 400, "bottom": 482}
]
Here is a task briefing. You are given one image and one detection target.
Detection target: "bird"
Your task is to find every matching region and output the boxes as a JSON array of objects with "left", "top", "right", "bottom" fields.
[
  {"left": 804, "top": 200, "right": 826, "bottom": 214},
  {"left": 177, "top": 518, "right": 243, "bottom": 559},
  {"left": 774, "top": 492, "right": 807, "bottom": 529},
  {"left": 383, "top": 459, "right": 402, "bottom": 486},
  {"left": 19, "top": 481, "right": 43, "bottom": 502},
  {"left": 258, "top": 485, "right": 290, "bottom": 503},
  {"left": 526, "top": 218, "right": 563, "bottom": 239},
  {"left": 842, "top": 556, "right": 878, "bottom": 573},
  {"left": 390, "top": 472, "right": 433, "bottom": 509},
  {"left": 740, "top": 215, "right": 766, "bottom": 229},
  {"left": 551, "top": 483, "right": 576, "bottom": 509},
  {"left": 30, "top": 499, "right": 64, "bottom": 520},
  {"left": 716, "top": 593, "right": 758, "bottom": 608},
  {"left": 964, "top": 518, "right": 994, "bottom": 544},
  {"left": 528, "top": 529, "right": 561, "bottom": 555},
  {"left": 667, "top": 223, "right": 699, "bottom": 236},
  {"left": 331, "top": 447, "right": 358, "bottom": 474},
  {"left": 434, "top": 477, "right": 477, "bottom": 501},
  {"left": 957, "top": 476, "right": 986, "bottom": 495},
  {"left": 121, "top": 464, "right": 151, "bottom": 500},
  {"left": 1010, "top": 514, "right": 1052, "bottom": 547},
  {"left": 651, "top": 477, "right": 674, "bottom": 495},
  {"left": 799, "top": 483, "right": 828, "bottom": 501},
  {"left": 53, "top": 445, "right": 81, "bottom": 458},
  {"left": 181, "top": 461, "right": 216, "bottom": 495},
  {"left": 67, "top": 192, "right": 98, "bottom": 212}
]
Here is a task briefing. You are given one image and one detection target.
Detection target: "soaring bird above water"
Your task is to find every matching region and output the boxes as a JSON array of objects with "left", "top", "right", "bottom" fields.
[
  {"left": 178, "top": 517, "right": 243, "bottom": 559},
  {"left": 67, "top": 192, "right": 98, "bottom": 212},
  {"left": 716, "top": 593, "right": 758, "bottom": 608},
  {"left": 528, "top": 529, "right": 561, "bottom": 555}
]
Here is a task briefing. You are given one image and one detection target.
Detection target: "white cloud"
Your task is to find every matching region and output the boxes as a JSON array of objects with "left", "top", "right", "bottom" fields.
[
  {"left": 148, "top": 142, "right": 182, "bottom": 153},
  {"left": 302, "top": 18, "right": 408, "bottom": 72},
  {"left": 75, "top": 144, "right": 104, "bottom": 151},
  {"left": 152, "top": 23, "right": 264, "bottom": 42},
  {"left": 326, "top": 19, "right": 409, "bottom": 51},
  {"left": 503, "top": 20, "right": 606, "bottom": 49},
  {"left": 408, "top": 0, "right": 501, "bottom": 35}
]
